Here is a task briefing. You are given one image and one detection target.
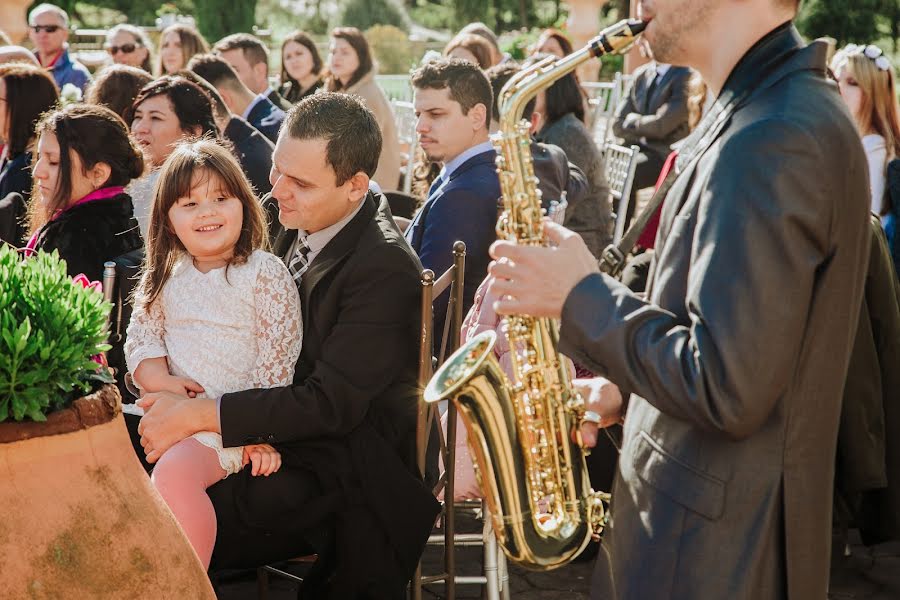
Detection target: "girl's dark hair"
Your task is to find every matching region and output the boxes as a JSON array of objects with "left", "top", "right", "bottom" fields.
[
  {"left": 128, "top": 76, "right": 218, "bottom": 138},
  {"left": 30, "top": 103, "right": 144, "bottom": 231},
  {"left": 325, "top": 27, "right": 373, "bottom": 91},
  {"left": 0, "top": 63, "right": 59, "bottom": 156},
  {"left": 542, "top": 68, "right": 586, "bottom": 126},
  {"left": 280, "top": 30, "right": 323, "bottom": 87},
  {"left": 86, "top": 64, "right": 152, "bottom": 121},
  {"left": 139, "top": 139, "right": 267, "bottom": 308}
]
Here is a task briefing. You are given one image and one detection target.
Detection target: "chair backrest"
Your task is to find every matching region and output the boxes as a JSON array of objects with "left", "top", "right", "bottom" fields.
[
  {"left": 604, "top": 143, "right": 641, "bottom": 244},
  {"left": 582, "top": 81, "right": 616, "bottom": 138},
  {"left": 392, "top": 99, "right": 419, "bottom": 194},
  {"left": 377, "top": 74, "right": 413, "bottom": 102},
  {"left": 101, "top": 247, "right": 144, "bottom": 399}
]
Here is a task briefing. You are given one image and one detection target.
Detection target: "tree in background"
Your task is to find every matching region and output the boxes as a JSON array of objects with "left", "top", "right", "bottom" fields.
[
  {"left": 193, "top": 0, "right": 256, "bottom": 42},
  {"left": 336, "top": 0, "right": 410, "bottom": 33}
]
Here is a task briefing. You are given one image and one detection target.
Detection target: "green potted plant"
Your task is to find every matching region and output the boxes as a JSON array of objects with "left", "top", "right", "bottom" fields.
[{"left": 0, "top": 245, "right": 215, "bottom": 598}]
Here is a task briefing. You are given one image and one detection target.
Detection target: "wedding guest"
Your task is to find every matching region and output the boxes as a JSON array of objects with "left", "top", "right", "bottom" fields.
[
  {"left": 85, "top": 64, "right": 151, "bottom": 121},
  {"left": 278, "top": 31, "right": 324, "bottom": 104},
  {"left": 833, "top": 43, "right": 900, "bottom": 218},
  {"left": 444, "top": 33, "right": 493, "bottom": 70},
  {"left": 26, "top": 103, "right": 143, "bottom": 281},
  {"left": 325, "top": 27, "right": 400, "bottom": 188},
  {"left": 128, "top": 76, "right": 218, "bottom": 237},
  {"left": 188, "top": 53, "right": 285, "bottom": 143},
  {"left": 214, "top": 33, "right": 292, "bottom": 111},
  {"left": 157, "top": 24, "right": 209, "bottom": 75},
  {"left": 533, "top": 28, "right": 573, "bottom": 58},
  {"left": 0, "top": 46, "right": 40, "bottom": 66},
  {"left": 27, "top": 3, "right": 90, "bottom": 92},
  {"left": 105, "top": 24, "right": 153, "bottom": 73},
  {"left": 533, "top": 65, "right": 613, "bottom": 257},
  {"left": 459, "top": 22, "right": 505, "bottom": 66},
  {"left": 0, "top": 63, "right": 59, "bottom": 247}
]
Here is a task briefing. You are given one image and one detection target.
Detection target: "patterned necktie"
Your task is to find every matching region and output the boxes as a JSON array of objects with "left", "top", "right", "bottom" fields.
[{"left": 288, "top": 236, "right": 311, "bottom": 284}]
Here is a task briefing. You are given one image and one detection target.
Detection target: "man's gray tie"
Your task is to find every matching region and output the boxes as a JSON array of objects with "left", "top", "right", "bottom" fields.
[{"left": 288, "top": 236, "right": 311, "bottom": 284}]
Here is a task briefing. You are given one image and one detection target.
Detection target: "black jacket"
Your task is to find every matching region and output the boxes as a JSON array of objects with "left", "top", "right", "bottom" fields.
[
  {"left": 0, "top": 152, "right": 33, "bottom": 246},
  {"left": 267, "top": 87, "right": 294, "bottom": 112},
  {"left": 220, "top": 193, "right": 440, "bottom": 598},
  {"left": 223, "top": 116, "right": 274, "bottom": 197},
  {"left": 279, "top": 79, "right": 323, "bottom": 104},
  {"left": 31, "top": 192, "right": 143, "bottom": 282},
  {"left": 246, "top": 96, "right": 286, "bottom": 143}
]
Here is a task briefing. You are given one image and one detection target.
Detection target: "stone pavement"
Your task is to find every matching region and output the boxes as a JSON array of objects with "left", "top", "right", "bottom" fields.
[{"left": 215, "top": 522, "right": 900, "bottom": 599}]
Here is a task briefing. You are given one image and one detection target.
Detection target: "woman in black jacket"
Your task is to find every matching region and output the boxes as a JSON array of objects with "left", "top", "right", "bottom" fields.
[
  {"left": 26, "top": 104, "right": 144, "bottom": 282},
  {"left": 0, "top": 63, "right": 59, "bottom": 247}
]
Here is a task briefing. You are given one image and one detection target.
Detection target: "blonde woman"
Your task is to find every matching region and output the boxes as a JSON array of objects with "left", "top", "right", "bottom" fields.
[
  {"left": 156, "top": 24, "right": 209, "bottom": 75},
  {"left": 833, "top": 44, "right": 900, "bottom": 216}
]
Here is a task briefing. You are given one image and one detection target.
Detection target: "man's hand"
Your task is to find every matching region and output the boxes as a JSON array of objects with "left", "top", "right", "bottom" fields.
[
  {"left": 137, "top": 393, "right": 218, "bottom": 464},
  {"left": 242, "top": 444, "right": 282, "bottom": 477},
  {"left": 489, "top": 221, "right": 600, "bottom": 318},
  {"left": 574, "top": 377, "right": 624, "bottom": 448}
]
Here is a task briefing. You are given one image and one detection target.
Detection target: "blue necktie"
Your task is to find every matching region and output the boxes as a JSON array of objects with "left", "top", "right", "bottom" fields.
[{"left": 428, "top": 175, "right": 443, "bottom": 200}]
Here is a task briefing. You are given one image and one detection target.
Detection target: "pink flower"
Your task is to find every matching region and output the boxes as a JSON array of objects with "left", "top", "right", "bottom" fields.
[{"left": 72, "top": 273, "right": 103, "bottom": 294}]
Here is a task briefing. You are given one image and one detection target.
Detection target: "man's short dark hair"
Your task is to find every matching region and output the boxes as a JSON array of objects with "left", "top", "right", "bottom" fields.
[
  {"left": 187, "top": 53, "right": 244, "bottom": 93},
  {"left": 485, "top": 62, "right": 535, "bottom": 123},
  {"left": 176, "top": 69, "right": 230, "bottom": 121},
  {"left": 214, "top": 33, "right": 269, "bottom": 68},
  {"left": 285, "top": 92, "right": 382, "bottom": 185},
  {"left": 411, "top": 58, "right": 493, "bottom": 129}
]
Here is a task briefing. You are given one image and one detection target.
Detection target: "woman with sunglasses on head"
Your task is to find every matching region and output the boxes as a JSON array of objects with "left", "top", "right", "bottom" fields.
[
  {"left": 105, "top": 24, "right": 153, "bottom": 73},
  {"left": 833, "top": 44, "right": 900, "bottom": 218}
]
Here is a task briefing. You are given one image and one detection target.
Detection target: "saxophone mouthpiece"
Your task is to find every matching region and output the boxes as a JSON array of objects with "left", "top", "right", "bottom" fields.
[{"left": 589, "top": 19, "right": 648, "bottom": 58}]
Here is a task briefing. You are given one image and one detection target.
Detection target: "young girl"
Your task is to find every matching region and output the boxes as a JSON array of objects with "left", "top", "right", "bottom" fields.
[{"left": 124, "top": 139, "right": 302, "bottom": 568}]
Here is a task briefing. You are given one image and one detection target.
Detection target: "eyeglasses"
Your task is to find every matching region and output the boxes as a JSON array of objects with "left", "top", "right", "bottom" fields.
[
  {"left": 30, "top": 25, "right": 61, "bottom": 34},
  {"left": 843, "top": 43, "right": 892, "bottom": 72},
  {"left": 107, "top": 43, "right": 139, "bottom": 55}
]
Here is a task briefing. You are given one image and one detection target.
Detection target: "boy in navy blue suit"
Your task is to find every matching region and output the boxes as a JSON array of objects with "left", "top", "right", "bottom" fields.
[{"left": 405, "top": 59, "right": 500, "bottom": 336}]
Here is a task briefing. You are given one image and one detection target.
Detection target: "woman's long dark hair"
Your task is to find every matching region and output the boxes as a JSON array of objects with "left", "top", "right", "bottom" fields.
[
  {"left": 138, "top": 139, "right": 267, "bottom": 309},
  {"left": 543, "top": 69, "right": 586, "bottom": 126},
  {"left": 29, "top": 104, "right": 144, "bottom": 232},
  {"left": 280, "top": 31, "right": 323, "bottom": 92},
  {"left": 0, "top": 63, "right": 58, "bottom": 156},
  {"left": 325, "top": 27, "right": 373, "bottom": 91}
]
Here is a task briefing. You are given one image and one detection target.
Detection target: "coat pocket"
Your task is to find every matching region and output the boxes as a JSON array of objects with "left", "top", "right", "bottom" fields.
[{"left": 631, "top": 430, "right": 726, "bottom": 520}]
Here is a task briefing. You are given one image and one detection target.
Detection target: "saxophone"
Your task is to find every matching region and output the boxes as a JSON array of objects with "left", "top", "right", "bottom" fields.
[{"left": 424, "top": 19, "right": 646, "bottom": 570}]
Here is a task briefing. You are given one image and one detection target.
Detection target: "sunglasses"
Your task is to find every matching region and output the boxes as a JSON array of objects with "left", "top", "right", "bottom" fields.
[
  {"left": 31, "top": 25, "right": 61, "bottom": 34},
  {"left": 107, "top": 43, "right": 139, "bottom": 55}
]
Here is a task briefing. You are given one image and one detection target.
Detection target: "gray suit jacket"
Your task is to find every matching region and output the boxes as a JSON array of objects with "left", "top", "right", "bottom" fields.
[
  {"left": 612, "top": 63, "right": 691, "bottom": 160},
  {"left": 559, "top": 24, "right": 870, "bottom": 600}
]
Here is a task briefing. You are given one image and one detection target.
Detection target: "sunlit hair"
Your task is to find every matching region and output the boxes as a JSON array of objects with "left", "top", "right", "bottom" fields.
[
  {"left": 834, "top": 48, "right": 900, "bottom": 165},
  {"left": 137, "top": 139, "right": 267, "bottom": 308},
  {"left": 156, "top": 24, "right": 209, "bottom": 76}
]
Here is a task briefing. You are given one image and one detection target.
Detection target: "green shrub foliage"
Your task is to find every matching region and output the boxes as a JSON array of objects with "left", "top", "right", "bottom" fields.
[
  {"left": 366, "top": 25, "right": 416, "bottom": 74},
  {"left": 0, "top": 246, "right": 112, "bottom": 422},
  {"left": 335, "top": 0, "right": 410, "bottom": 33}
]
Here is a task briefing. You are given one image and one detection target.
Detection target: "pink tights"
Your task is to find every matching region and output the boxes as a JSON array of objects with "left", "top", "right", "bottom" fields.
[{"left": 151, "top": 437, "right": 227, "bottom": 569}]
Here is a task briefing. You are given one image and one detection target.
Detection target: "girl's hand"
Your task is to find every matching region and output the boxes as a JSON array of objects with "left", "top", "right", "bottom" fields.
[
  {"left": 242, "top": 444, "right": 282, "bottom": 476},
  {"left": 154, "top": 375, "right": 205, "bottom": 398}
]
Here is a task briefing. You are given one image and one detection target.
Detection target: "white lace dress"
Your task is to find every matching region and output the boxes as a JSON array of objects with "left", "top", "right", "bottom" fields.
[{"left": 125, "top": 249, "right": 302, "bottom": 475}]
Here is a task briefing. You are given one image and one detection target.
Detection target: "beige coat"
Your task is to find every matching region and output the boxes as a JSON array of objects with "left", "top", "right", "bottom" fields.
[{"left": 342, "top": 71, "right": 401, "bottom": 190}]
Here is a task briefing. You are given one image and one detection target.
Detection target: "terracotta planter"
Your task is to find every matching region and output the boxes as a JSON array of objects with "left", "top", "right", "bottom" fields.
[{"left": 0, "top": 385, "right": 215, "bottom": 599}]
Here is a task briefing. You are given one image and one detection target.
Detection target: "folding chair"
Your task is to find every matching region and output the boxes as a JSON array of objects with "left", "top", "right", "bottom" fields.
[
  {"left": 604, "top": 143, "right": 641, "bottom": 244},
  {"left": 391, "top": 99, "right": 419, "bottom": 194},
  {"left": 412, "top": 241, "right": 466, "bottom": 600},
  {"left": 582, "top": 81, "right": 617, "bottom": 150}
]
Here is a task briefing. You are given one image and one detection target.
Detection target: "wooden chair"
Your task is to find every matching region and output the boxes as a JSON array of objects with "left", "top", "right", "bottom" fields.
[{"left": 604, "top": 143, "right": 641, "bottom": 244}]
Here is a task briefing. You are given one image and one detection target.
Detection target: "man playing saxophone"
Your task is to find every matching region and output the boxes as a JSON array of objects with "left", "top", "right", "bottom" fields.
[{"left": 488, "top": 0, "right": 871, "bottom": 598}]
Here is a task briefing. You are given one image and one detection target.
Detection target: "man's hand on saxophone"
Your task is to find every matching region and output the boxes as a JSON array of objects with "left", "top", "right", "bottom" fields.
[
  {"left": 573, "top": 377, "right": 625, "bottom": 448},
  {"left": 489, "top": 220, "right": 600, "bottom": 318}
]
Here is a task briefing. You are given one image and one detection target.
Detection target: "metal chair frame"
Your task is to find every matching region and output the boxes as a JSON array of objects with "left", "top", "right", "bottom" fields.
[
  {"left": 604, "top": 143, "right": 641, "bottom": 244},
  {"left": 412, "top": 241, "right": 466, "bottom": 600}
]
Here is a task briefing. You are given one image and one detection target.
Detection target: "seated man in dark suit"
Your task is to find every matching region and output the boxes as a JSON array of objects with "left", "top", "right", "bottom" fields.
[
  {"left": 213, "top": 33, "right": 293, "bottom": 112},
  {"left": 612, "top": 44, "right": 691, "bottom": 219},
  {"left": 188, "top": 53, "right": 285, "bottom": 143},
  {"left": 137, "top": 93, "right": 439, "bottom": 599},
  {"left": 405, "top": 59, "right": 501, "bottom": 336},
  {"left": 178, "top": 69, "right": 274, "bottom": 197}
]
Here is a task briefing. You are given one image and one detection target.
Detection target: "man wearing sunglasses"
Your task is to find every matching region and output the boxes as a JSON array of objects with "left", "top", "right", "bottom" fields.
[{"left": 27, "top": 3, "right": 91, "bottom": 93}]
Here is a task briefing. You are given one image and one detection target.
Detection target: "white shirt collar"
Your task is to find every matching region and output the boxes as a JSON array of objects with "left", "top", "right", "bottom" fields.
[
  {"left": 438, "top": 140, "right": 494, "bottom": 183},
  {"left": 241, "top": 93, "right": 268, "bottom": 120},
  {"left": 654, "top": 63, "right": 671, "bottom": 79}
]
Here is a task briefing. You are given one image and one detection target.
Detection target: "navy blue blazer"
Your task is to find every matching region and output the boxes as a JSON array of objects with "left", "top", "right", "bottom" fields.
[
  {"left": 246, "top": 96, "right": 286, "bottom": 143},
  {"left": 405, "top": 149, "right": 500, "bottom": 339}
]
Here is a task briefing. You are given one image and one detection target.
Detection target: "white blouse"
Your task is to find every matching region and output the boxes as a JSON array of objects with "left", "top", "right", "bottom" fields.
[
  {"left": 125, "top": 249, "right": 302, "bottom": 473},
  {"left": 863, "top": 134, "right": 887, "bottom": 214}
]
